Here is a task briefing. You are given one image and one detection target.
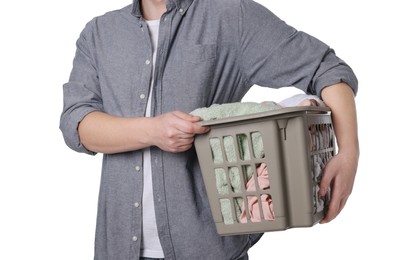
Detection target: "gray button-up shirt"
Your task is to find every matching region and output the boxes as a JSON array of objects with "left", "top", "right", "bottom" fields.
[{"left": 60, "top": 0, "right": 358, "bottom": 259}]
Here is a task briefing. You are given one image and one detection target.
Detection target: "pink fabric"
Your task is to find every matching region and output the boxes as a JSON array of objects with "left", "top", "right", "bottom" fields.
[{"left": 240, "top": 163, "right": 275, "bottom": 223}]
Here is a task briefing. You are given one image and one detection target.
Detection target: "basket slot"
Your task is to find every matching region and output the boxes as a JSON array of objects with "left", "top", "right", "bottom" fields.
[
  {"left": 214, "top": 169, "right": 229, "bottom": 195},
  {"left": 306, "top": 116, "right": 335, "bottom": 214},
  {"left": 251, "top": 132, "right": 265, "bottom": 158},
  {"left": 219, "top": 197, "right": 246, "bottom": 225},
  {"left": 210, "top": 137, "right": 224, "bottom": 164},
  {"left": 235, "top": 133, "right": 250, "bottom": 161},
  {"left": 222, "top": 136, "right": 236, "bottom": 163},
  {"left": 235, "top": 197, "right": 245, "bottom": 223},
  {"left": 219, "top": 198, "right": 233, "bottom": 224},
  {"left": 248, "top": 195, "right": 262, "bottom": 222}
]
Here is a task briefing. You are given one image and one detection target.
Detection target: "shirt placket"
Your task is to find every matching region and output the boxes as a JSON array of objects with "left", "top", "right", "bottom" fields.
[
  {"left": 150, "top": 4, "right": 180, "bottom": 260},
  {"left": 129, "top": 19, "right": 154, "bottom": 260}
]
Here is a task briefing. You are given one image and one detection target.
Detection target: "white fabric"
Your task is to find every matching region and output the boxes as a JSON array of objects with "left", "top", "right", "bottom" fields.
[
  {"left": 141, "top": 19, "right": 164, "bottom": 258},
  {"left": 279, "top": 93, "right": 324, "bottom": 107}
]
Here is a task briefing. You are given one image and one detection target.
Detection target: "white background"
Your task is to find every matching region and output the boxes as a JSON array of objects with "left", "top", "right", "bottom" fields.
[{"left": 1, "top": 0, "right": 412, "bottom": 259}]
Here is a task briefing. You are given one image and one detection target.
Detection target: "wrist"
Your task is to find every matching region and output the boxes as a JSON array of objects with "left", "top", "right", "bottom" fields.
[
  {"left": 131, "top": 117, "right": 155, "bottom": 149},
  {"left": 337, "top": 142, "right": 359, "bottom": 163}
]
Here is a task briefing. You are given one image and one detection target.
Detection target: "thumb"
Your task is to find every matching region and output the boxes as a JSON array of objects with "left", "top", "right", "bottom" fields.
[{"left": 173, "top": 111, "right": 203, "bottom": 122}]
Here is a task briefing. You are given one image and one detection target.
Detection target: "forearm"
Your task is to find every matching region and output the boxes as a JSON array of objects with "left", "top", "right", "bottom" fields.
[
  {"left": 78, "top": 111, "right": 153, "bottom": 154},
  {"left": 318, "top": 82, "right": 359, "bottom": 222},
  {"left": 321, "top": 83, "right": 359, "bottom": 160}
]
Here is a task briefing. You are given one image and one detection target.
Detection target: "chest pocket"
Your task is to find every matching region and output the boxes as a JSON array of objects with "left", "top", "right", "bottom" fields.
[
  {"left": 180, "top": 44, "right": 217, "bottom": 63},
  {"left": 162, "top": 43, "right": 218, "bottom": 113}
]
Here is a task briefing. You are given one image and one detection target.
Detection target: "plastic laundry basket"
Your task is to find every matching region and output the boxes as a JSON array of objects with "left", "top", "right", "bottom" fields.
[{"left": 194, "top": 107, "right": 335, "bottom": 235}]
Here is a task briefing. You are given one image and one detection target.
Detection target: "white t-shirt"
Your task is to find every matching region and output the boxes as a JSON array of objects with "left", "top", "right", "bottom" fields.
[{"left": 141, "top": 19, "right": 164, "bottom": 258}]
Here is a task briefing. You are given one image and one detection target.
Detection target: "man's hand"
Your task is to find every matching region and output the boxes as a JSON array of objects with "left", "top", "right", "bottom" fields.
[
  {"left": 150, "top": 111, "right": 210, "bottom": 152},
  {"left": 319, "top": 151, "right": 358, "bottom": 223}
]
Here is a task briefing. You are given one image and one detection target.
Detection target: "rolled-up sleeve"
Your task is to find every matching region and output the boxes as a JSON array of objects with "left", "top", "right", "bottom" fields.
[
  {"left": 60, "top": 21, "right": 103, "bottom": 155},
  {"left": 238, "top": 0, "right": 358, "bottom": 96}
]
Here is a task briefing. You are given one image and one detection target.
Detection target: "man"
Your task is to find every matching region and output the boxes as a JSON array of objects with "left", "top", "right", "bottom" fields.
[{"left": 60, "top": 0, "right": 359, "bottom": 259}]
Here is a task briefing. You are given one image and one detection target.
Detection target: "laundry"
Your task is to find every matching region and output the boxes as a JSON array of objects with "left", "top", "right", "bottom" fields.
[
  {"left": 190, "top": 101, "right": 282, "bottom": 121},
  {"left": 308, "top": 123, "right": 334, "bottom": 213},
  {"left": 191, "top": 102, "right": 279, "bottom": 224},
  {"left": 278, "top": 93, "right": 324, "bottom": 107},
  {"left": 191, "top": 98, "right": 330, "bottom": 224},
  {"left": 240, "top": 163, "right": 275, "bottom": 223}
]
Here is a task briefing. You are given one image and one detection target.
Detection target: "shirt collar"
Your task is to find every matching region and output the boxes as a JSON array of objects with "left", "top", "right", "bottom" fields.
[{"left": 132, "top": 0, "right": 193, "bottom": 18}]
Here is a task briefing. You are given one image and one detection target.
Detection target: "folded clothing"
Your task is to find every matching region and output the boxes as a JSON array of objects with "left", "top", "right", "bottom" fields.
[{"left": 190, "top": 101, "right": 281, "bottom": 121}]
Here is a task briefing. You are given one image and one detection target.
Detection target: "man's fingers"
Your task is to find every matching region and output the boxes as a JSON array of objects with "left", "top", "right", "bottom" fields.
[
  {"left": 319, "top": 168, "right": 333, "bottom": 197},
  {"left": 171, "top": 111, "right": 209, "bottom": 134},
  {"left": 173, "top": 111, "right": 202, "bottom": 122},
  {"left": 320, "top": 177, "right": 350, "bottom": 224}
]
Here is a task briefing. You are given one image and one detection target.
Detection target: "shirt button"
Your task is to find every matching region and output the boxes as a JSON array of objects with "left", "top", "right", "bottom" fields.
[
  {"left": 179, "top": 8, "right": 184, "bottom": 13},
  {"left": 134, "top": 202, "right": 140, "bottom": 208},
  {"left": 140, "top": 94, "right": 146, "bottom": 99},
  {"left": 145, "top": 59, "right": 151, "bottom": 65},
  {"left": 132, "top": 236, "right": 138, "bottom": 242},
  {"left": 135, "top": 166, "right": 141, "bottom": 172}
]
